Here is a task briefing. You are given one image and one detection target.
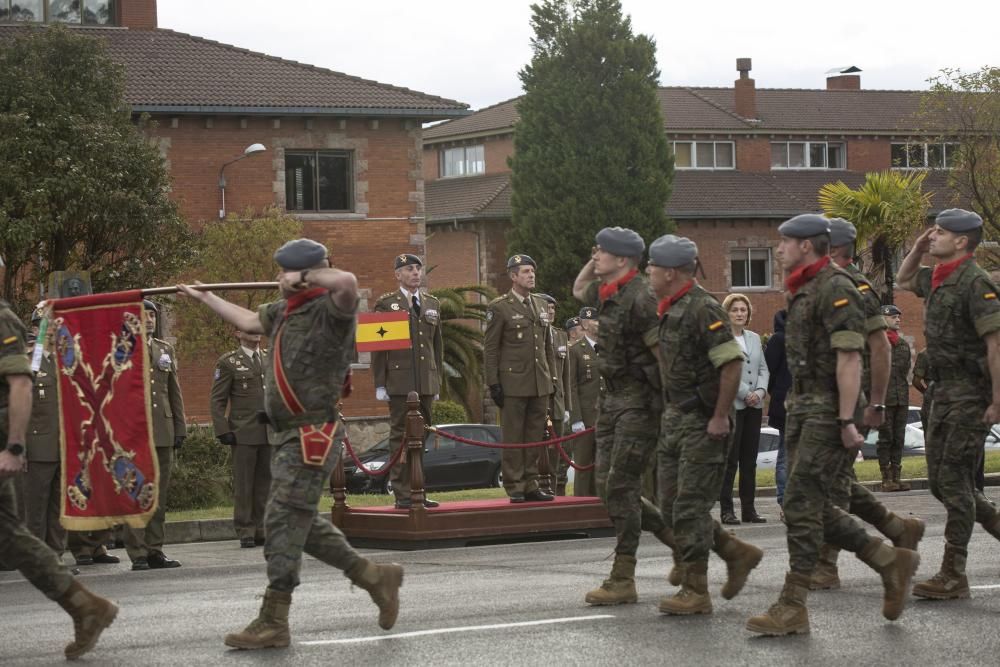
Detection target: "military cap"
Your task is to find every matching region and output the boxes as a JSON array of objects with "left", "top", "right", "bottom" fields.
[
  {"left": 274, "top": 238, "right": 329, "bottom": 271},
  {"left": 648, "top": 234, "right": 698, "bottom": 268},
  {"left": 579, "top": 306, "right": 598, "bottom": 320},
  {"left": 565, "top": 317, "right": 581, "bottom": 331},
  {"left": 536, "top": 293, "right": 557, "bottom": 306},
  {"left": 142, "top": 299, "right": 160, "bottom": 313},
  {"left": 29, "top": 307, "right": 44, "bottom": 324},
  {"left": 394, "top": 253, "right": 422, "bottom": 270},
  {"left": 506, "top": 254, "right": 537, "bottom": 270},
  {"left": 881, "top": 304, "right": 902, "bottom": 316},
  {"left": 936, "top": 208, "right": 983, "bottom": 233},
  {"left": 596, "top": 226, "right": 645, "bottom": 257},
  {"left": 778, "top": 214, "right": 832, "bottom": 239},
  {"left": 828, "top": 218, "right": 857, "bottom": 247}
]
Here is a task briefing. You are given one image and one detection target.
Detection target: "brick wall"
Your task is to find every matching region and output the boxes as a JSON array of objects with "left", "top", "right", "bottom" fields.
[
  {"left": 119, "top": 0, "right": 157, "bottom": 29},
  {"left": 735, "top": 137, "right": 771, "bottom": 172},
  {"left": 847, "top": 137, "right": 892, "bottom": 172},
  {"left": 484, "top": 135, "right": 514, "bottom": 175}
]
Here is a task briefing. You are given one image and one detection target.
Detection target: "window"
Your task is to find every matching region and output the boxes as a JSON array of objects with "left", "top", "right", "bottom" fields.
[
  {"left": 672, "top": 141, "right": 735, "bottom": 169},
  {"left": 284, "top": 151, "right": 353, "bottom": 212},
  {"left": 1, "top": 0, "right": 114, "bottom": 24},
  {"left": 891, "top": 142, "right": 959, "bottom": 169},
  {"left": 440, "top": 145, "right": 484, "bottom": 177},
  {"left": 771, "top": 142, "right": 844, "bottom": 169},
  {"left": 731, "top": 248, "right": 772, "bottom": 289}
]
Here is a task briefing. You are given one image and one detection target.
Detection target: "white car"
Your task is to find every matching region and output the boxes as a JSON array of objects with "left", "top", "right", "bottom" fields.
[{"left": 757, "top": 426, "right": 781, "bottom": 470}]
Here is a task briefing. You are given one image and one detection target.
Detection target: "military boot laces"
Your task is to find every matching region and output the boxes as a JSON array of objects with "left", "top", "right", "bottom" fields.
[
  {"left": 745, "top": 572, "right": 810, "bottom": 636},
  {"left": 224, "top": 588, "right": 291, "bottom": 650},
  {"left": 347, "top": 559, "right": 404, "bottom": 630},
  {"left": 858, "top": 539, "right": 919, "bottom": 620},
  {"left": 809, "top": 545, "right": 841, "bottom": 591},
  {"left": 715, "top": 531, "right": 764, "bottom": 600},
  {"left": 658, "top": 561, "right": 712, "bottom": 615},
  {"left": 585, "top": 553, "right": 638, "bottom": 606},
  {"left": 56, "top": 580, "right": 119, "bottom": 660},
  {"left": 912, "top": 544, "right": 970, "bottom": 600}
]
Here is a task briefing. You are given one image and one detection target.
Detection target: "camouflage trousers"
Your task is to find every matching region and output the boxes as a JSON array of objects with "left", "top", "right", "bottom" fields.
[
  {"left": 656, "top": 406, "right": 730, "bottom": 562},
  {"left": 926, "top": 399, "right": 999, "bottom": 547},
  {"left": 876, "top": 405, "right": 908, "bottom": 468},
  {"left": 828, "top": 459, "right": 891, "bottom": 527},
  {"left": 0, "top": 475, "right": 72, "bottom": 599},
  {"left": 595, "top": 390, "right": 666, "bottom": 556},
  {"left": 783, "top": 411, "right": 873, "bottom": 574},
  {"left": 265, "top": 427, "right": 361, "bottom": 593}
]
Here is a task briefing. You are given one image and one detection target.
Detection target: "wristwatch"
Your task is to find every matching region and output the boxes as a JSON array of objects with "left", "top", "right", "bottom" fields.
[
  {"left": 3, "top": 443, "right": 25, "bottom": 456},
  {"left": 836, "top": 419, "right": 854, "bottom": 429},
  {"left": 870, "top": 404, "right": 885, "bottom": 412}
]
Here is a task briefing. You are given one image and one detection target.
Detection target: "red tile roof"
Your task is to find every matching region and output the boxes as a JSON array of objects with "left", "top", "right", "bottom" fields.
[{"left": 425, "top": 173, "right": 511, "bottom": 221}]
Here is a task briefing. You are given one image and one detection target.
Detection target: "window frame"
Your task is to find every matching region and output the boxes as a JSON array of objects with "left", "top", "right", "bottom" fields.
[
  {"left": 439, "top": 144, "right": 485, "bottom": 178},
  {"left": 890, "top": 142, "right": 959, "bottom": 170},
  {"left": 730, "top": 247, "right": 773, "bottom": 290},
  {"left": 0, "top": 0, "right": 116, "bottom": 24},
  {"left": 770, "top": 141, "right": 845, "bottom": 170},
  {"left": 284, "top": 149, "right": 355, "bottom": 214},
  {"left": 671, "top": 140, "right": 736, "bottom": 170}
]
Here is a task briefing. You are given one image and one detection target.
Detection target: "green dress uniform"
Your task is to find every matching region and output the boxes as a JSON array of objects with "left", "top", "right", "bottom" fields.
[
  {"left": 877, "top": 329, "right": 912, "bottom": 473},
  {"left": 371, "top": 288, "right": 443, "bottom": 504},
  {"left": 912, "top": 350, "right": 931, "bottom": 431},
  {"left": 211, "top": 346, "right": 271, "bottom": 542},
  {"left": 568, "top": 337, "right": 601, "bottom": 497},
  {"left": 124, "top": 336, "right": 186, "bottom": 565},
  {"left": 546, "top": 325, "right": 572, "bottom": 493},
  {"left": 23, "top": 352, "right": 65, "bottom": 554},
  {"left": 484, "top": 290, "right": 556, "bottom": 498}
]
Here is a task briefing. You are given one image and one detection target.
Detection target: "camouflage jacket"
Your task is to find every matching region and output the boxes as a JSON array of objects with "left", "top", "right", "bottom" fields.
[
  {"left": 885, "top": 334, "right": 912, "bottom": 407},
  {"left": 842, "top": 263, "right": 888, "bottom": 396}
]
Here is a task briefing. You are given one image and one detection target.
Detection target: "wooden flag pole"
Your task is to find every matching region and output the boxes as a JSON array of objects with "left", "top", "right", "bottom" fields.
[{"left": 140, "top": 282, "right": 279, "bottom": 295}]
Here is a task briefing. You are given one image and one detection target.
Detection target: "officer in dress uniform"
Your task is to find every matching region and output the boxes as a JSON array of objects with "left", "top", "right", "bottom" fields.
[
  {"left": 371, "top": 254, "right": 443, "bottom": 509},
  {"left": 537, "top": 293, "right": 572, "bottom": 494},
  {"left": 568, "top": 307, "right": 601, "bottom": 497},
  {"left": 211, "top": 330, "right": 272, "bottom": 547}
]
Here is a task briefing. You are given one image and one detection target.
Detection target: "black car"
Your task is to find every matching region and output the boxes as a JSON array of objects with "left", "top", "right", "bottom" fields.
[{"left": 342, "top": 423, "right": 503, "bottom": 494}]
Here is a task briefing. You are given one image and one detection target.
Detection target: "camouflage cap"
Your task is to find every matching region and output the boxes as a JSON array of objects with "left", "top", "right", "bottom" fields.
[
  {"left": 506, "top": 254, "right": 537, "bottom": 271},
  {"left": 394, "top": 253, "right": 423, "bottom": 270},
  {"left": 648, "top": 234, "right": 698, "bottom": 268},
  {"left": 578, "top": 306, "right": 598, "bottom": 320},
  {"left": 595, "top": 226, "right": 645, "bottom": 257},
  {"left": 936, "top": 208, "right": 983, "bottom": 233},
  {"left": 778, "top": 213, "right": 831, "bottom": 239},
  {"left": 565, "top": 316, "right": 581, "bottom": 330},
  {"left": 274, "top": 238, "right": 329, "bottom": 271},
  {"left": 881, "top": 304, "right": 902, "bottom": 316},
  {"left": 828, "top": 217, "right": 857, "bottom": 247}
]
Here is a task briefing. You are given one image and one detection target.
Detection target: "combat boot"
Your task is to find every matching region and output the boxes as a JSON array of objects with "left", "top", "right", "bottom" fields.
[
  {"left": 659, "top": 560, "right": 712, "bottom": 615},
  {"left": 55, "top": 580, "right": 119, "bottom": 660},
  {"left": 585, "top": 553, "right": 638, "bottom": 605},
  {"left": 880, "top": 466, "right": 898, "bottom": 492},
  {"left": 981, "top": 513, "right": 1000, "bottom": 542},
  {"left": 809, "top": 544, "right": 841, "bottom": 590},
  {"left": 875, "top": 513, "right": 925, "bottom": 551},
  {"left": 224, "top": 588, "right": 291, "bottom": 650},
  {"left": 347, "top": 559, "right": 404, "bottom": 630},
  {"left": 892, "top": 465, "right": 911, "bottom": 492},
  {"left": 714, "top": 529, "right": 764, "bottom": 600},
  {"left": 745, "top": 572, "right": 811, "bottom": 636},
  {"left": 912, "top": 543, "right": 970, "bottom": 600},
  {"left": 654, "top": 527, "right": 682, "bottom": 587},
  {"left": 857, "top": 538, "right": 920, "bottom": 620}
]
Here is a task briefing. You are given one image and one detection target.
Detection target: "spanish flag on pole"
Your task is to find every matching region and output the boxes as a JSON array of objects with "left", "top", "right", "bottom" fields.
[{"left": 356, "top": 311, "right": 412, "bottom": 352}]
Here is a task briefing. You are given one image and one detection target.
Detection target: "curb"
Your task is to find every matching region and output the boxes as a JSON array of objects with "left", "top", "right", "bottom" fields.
[{"left": 754, "top": 472, "right": 1000, "bottom": 498}]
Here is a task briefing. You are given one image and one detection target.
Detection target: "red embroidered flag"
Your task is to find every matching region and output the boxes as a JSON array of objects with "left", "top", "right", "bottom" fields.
[{"left": 50, "top": 290, "right": 158, "bottom": 530}]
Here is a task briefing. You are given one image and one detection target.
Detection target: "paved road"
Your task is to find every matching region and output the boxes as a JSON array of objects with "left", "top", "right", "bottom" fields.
[{"left": 3, "top": 489, "right": 1000, "bottom": 665}]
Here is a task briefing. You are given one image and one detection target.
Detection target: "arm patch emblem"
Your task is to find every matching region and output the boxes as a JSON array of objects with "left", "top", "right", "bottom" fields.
[
  {"left": 833, "top": 298, "right": 849, "bottom": 308},
  {"left": 2, "top": 336, "right": 16, "bottom": 345},
  {"left": 858, "top": 284, "right": 870, "bottom": 292},
  {"left": 985, "top": 293, "right": 997, "bottom": 300},
  {"left": 708, "top": 320, "right": 724, "bottom": 331}
]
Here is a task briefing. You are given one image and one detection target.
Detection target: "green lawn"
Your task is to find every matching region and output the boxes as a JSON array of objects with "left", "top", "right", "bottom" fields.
[{"left": 167, "top": 450, "right": 1000, "bottom": 523}]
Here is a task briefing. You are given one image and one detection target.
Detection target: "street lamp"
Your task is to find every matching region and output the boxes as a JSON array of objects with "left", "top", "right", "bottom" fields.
[{"left": 218, "top": 143, "right": 267, "bottom": 219}]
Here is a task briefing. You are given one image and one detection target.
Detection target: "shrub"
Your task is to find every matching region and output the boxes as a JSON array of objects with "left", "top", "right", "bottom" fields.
[
  {"left": 432, "top": 399, "right": 468, "bottom": 425},
  {"left": 166, "top": 425, "right": 234, "bottom": 511}
]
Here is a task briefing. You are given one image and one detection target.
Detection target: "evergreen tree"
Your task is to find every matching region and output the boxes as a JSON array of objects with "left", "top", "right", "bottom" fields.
[{"left": 508, "top": 0, "right": 674, "bottom": 316}]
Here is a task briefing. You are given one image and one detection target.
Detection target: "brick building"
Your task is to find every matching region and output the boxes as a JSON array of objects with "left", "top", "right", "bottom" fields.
[
  {"left": 423, "top": 60, "right": 962, "bottom": 366},
  {"left": 1, "top": 1, "right": 469, "bottom": 439}
]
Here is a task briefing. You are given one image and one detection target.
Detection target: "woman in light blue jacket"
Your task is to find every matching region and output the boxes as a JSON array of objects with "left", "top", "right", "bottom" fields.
[{"left": 719, "top": 294, "right": 769, "bottom": 525}]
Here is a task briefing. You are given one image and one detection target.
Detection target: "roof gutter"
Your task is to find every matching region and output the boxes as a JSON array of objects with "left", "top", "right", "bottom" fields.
[{"left": 131, "top": 105, "right": 472, "bottom": 120}]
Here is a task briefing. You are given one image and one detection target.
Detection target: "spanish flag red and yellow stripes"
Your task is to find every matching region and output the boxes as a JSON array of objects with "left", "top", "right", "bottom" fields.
[{"left": 356, "top": 311, "right": 412, "bottom": 352}]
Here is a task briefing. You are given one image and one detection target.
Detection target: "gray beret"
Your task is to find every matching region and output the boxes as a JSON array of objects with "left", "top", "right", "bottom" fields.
[
  {"left": 648, "top": 234, "right": 698, "bottom": 268},
  {"left": 536, "top": 293, "right": 557, "bottom": 306},
  {"left": 881, "top": 304, "right": 902, "bottom": 316},
  {"left": 506, "top": 254, "right": 537, "bottom": 271},
  {"left": 778, "top": 214, "right": 831, "bottom": 239},
  {"left": 579, "top": 306, "right": 598, "bottom": 320},
  {"left": 274, "top": 238, "right": 328, "bottom": 270},
  {"left": 936, "top": 208, "right": 983, "bottom": 233},
  {"left": 828, "top": 218, "right": 857, "bottom": 247},
  {"left": 565, "top": 317, "right": 581, "bottom": 330},
  {"left": 596, "top": 226, "right": 645, "bottom": 257},
  {"left": 394, "top": 253, "right": 422, "bottom": 270}
]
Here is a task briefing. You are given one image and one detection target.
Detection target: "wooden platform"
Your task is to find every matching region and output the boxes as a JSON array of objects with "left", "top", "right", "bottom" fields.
[{"left": 330, "top": 496, "right": 613, "bottom": 550}]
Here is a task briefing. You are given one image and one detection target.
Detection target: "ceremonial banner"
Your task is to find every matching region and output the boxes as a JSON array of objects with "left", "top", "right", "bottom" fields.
[
  {"left": 51, "top": 290, "right": 158, "bottom": 530},
  {"left": 355, "top": 311, "right": 412, "bottom": 352}
]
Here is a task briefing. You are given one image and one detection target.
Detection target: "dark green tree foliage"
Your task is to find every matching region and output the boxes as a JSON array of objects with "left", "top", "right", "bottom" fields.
[
  {"left": 0, "top": 26, "right": 192, "bottom": 314},
  {"left": 508, "top": 0, "right": 674, "bottom": 317}
]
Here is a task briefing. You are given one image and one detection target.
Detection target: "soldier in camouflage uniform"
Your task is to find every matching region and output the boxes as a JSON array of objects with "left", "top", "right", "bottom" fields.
[
  {"left": 877, "top": 304, "right": 912, "bottom": 492},
  {"left": 746, "top": 215, "right": 919, "bottom": 636},
  {"left": 572, "top": 227, "right": 674, "bottom": 606},
  {"left": 897, "top": 209, "right": 1000, "bottom": 600},
  {"left": 646, "top": 235, "right": 764, "bottom": 616},
  {"left": 0, "top": 295, "right": 118, "bottom": 659},
  {"left": 179, "top": 239, "right": 403, "bottom": 649}
]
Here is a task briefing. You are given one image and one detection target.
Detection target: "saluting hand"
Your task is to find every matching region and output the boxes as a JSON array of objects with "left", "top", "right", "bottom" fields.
[{"left": 912, "top": 227, "right": 934, "bottom": 254}]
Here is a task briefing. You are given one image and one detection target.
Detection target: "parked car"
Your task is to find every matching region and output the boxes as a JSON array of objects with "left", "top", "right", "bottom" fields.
[
  {"left": 860, "top": 423, "right": 925, "bottom": 461},
  {"left": 343, "top": 423, "right": 502, "bottom": 494},
  {"left": 983, "top": 424, "right": 1000, "bottom": 450},
  {"left": 757, "top": 426, "right": 781, "bottom": 470},
  {"left": 907, "top": 405, "right": 923, "bottom": 428}
]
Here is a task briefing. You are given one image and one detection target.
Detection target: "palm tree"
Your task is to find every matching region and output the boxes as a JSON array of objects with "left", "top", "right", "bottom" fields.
[
  {"left": 819, "top": 170, "right": 932, "bottom": 302},
  {"left": 428, "top": 285, "right": 497, "bottom": 416}
]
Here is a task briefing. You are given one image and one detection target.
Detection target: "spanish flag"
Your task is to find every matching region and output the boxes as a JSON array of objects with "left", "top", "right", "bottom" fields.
[{"left": 356, "top": 311, "right": 412, "bottom": 352}]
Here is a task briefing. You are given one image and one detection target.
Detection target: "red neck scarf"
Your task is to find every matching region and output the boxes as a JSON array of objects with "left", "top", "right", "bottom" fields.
[
  {"left": 931, "top": 254, "right": 973, "bottom": 290},
  {"left": 886, "top": 329, "right": 900, "bottom": 346},
  {"left": 599, "top": 269, "right": 639, "bottom": 302},
  {"left": 785, "top": 255, "right": 831, "bottom": 295},
  {"left": 657, "top": 280, "right": 695, "bottom": 317},
  {"left": 284, "top": 287, "right": 327, "bottom": 315}
]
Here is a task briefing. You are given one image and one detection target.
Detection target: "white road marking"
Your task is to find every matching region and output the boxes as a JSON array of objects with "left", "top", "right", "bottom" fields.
[
  {"left": 300, "top": 614, "right": 616, "bottom": 646},
  {"left": 969, "top": 585, "right": 1000, "bottom": 590}
]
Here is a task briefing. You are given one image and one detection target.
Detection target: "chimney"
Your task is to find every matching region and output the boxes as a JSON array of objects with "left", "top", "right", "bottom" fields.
[
  {"left": 118, "top": 0, "right": 158, "bottom": 29},
  {"left": 826, "top": 66, "right": 862, "bottom": 90},
  {"left": 734, "top": 58, "right": 757, "bottom": 120}
]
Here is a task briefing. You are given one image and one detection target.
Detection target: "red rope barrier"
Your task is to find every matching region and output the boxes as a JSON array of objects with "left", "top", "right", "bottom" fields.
[
  {"left": 342, "top": 435, "right": 405, "bottom": 477},
  {"left": 555, "top": 442, "right": 596, "bottom": 472},
  {"left": 427, "top": 426, "right": 594, "bottom": 450}
]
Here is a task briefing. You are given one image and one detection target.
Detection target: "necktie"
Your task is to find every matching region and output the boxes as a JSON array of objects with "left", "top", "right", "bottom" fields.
[
  {"left": 252, "top": 351, "right": 261, "bottom": 375},
  {"left": 412, "top": 294, "right": 421, "bottom": 317}
]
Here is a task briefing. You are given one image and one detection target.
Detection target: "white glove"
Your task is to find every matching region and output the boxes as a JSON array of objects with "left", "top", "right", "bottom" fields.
[
  {"left": 571, "top": 421, "right": 585, "bottom": 433},
  {"left": 564, "top": 410, "right": 571, "bottom": 423},
  {"left": 375, "top": 387, "right": 389, "bottom": 402}
]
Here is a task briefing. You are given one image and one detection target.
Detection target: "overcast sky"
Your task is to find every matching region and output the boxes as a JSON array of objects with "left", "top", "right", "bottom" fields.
[{"left": 159, "top": 0, "right": 998, "bottom": 110}]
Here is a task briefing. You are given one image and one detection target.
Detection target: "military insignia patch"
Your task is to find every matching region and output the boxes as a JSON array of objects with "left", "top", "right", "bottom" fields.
[
  {"left": 486, "top": 310, "right": 493, "bottom": 322},
  {"left": 2, "top": 336, "right": 16, "bottom": 345},
  {"left": 157, "top": 352, "right": 172, "bottom": 371},
  {"left": 513, "top": 255, "right": 522, "bottom": 263},
  {"left": 833, "top": 298, "right": 849, "bottom": 308},
  {"left": 424, "top": 308, "right": 439, "bottom": 324},
  {"left": 858, "top": 284, "right": 871, "bottom": 292},
  {"left": 214, "top": 368, "right": 221, "bottom": 380},
  {"left": 707, "top": 320, "right": 724, "bottom": 331},
  {"left": 985, "top": 293, "right": 997, "bottom": 300},
  {"left": 390, "top": 302, "right": 400, "bottom": 311},
  {"left": 398, "top": 254, "right": 407, "bottom": 263}
]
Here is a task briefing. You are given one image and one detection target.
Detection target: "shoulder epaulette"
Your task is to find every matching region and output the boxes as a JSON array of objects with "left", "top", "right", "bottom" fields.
[{"left": 378, "top": 291, "right": 397, "bottom": 301}]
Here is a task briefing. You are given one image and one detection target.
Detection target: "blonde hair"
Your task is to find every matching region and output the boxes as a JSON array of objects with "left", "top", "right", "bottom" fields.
[{"left": 723, "top": 293, "right": 753, "bottom": 326}]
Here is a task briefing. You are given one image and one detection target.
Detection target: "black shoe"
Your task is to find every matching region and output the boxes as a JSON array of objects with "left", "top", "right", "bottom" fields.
[
  {"left": 147, "top": 552, "right": 181, "bottom": 569},
  {"left": 75, "top": 555, "right": 95, "bottom": 566},
  {"left": 240, "top": 537, "right": 256, "bottom": 548},
  {"left": 394, "top": 499, "right": 412, "bottom": 509},
  {"left": 254, "top": 537, "right": 266, "bottom": 546},
  {"left": 524, "top": 489, "right": 555, "bottom": 502},
  {"left": 92, "top": 553, "right": 120, "bottom": 564},
  {"left": 131, "top": 557, "right": 150, "bottom": 571},
  {"left": 742, "top": 513, "right": 767, "bottom": 524},
  {"left": 721, "top": 511, "right": 740, "bottom": 526},
  {"left": 509, "top": 493, "right": 526, "bottom": 504},
  {"left": 422, "top": 498, "right": 440, "bottom": 508}
]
